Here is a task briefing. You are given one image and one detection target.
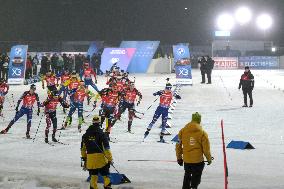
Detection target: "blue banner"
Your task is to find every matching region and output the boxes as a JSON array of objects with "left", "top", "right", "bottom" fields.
[
  {"left": 87, "top": 41, "right": 104, "bottom": 57},
  {"left": 8, "top": 45, "right": 28, "bottom": 84},
  {"left": 238, "top": 56, "right": 279, "bottom": 69},
  {"left": 120, "top": 41, "right": 160, "bottom": 73},
  {"left": 173, "top": 44, "right": 192, "bottom": 85},
  {"left": 101, "top": 48, "right": 136, "bottom": 73}
]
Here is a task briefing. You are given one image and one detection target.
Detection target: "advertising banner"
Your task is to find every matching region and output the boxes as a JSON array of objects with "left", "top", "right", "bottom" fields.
[
  {"left": 120, "top": 41, "right": 160, "bottom": 73},
  {"left": 8, "top": 45, "right": 28, "bottom": 84},
  {"left": 173, "top": 44, "right": 192, "bottom": 85},
  {"left": 101, "top": 48, "right": 136, "bottom": 73},
  {"left": 87, "top": 41, "right": 104, "bottom": 57},
  {"left": 238, "top": 56, "right": 279, "bottom": 69},
  {"left": 213, "top": 57, "right": 238, "bottom": 69}
]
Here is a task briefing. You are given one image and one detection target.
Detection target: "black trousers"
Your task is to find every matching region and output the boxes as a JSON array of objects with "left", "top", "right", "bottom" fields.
[
  {"left": 182, "top": 162, "right": 205, "bottom": 189},
  {"left": 206, "top": 70, "right": 212, "bottom": 83},
  {"left": 201, "top": 70, "right": 206, "bottom": 83},
  {"left": 243, "top": 88, "right": 253, "bottom": 106}
]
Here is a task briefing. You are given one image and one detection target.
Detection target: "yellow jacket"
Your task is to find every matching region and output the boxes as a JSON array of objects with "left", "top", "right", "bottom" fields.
[
  {"left": 81, "top": 125, "right": 113, "bottom": 169},
  {"left": 175, "top": 121, "right": 211, "bottom": 163}
]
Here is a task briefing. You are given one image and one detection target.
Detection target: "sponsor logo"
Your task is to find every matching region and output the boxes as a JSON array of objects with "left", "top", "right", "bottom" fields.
[
  {"left": 110, "top": 50, "right": 126, "bottom": 55},
  {"left": 178, "top": 68, "right": 189, "bottom": 76},
  {"left": 111, "top": 58, "right": 120, "bottom": 64},
  {"left": 12, "top": 68, "right": 22, "bottom": 76},
  {"left": 177, "top": 48, "right": 185, "bottom": 55},
  {"left": 15, "top": 48, "right": 22, "bottom": 56}
]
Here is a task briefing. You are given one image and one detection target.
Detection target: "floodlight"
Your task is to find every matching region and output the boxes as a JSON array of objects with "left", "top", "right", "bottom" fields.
[
  {"left": 235, "top": 7, "right": 252, "bottom": 25},
  {"left": 271, "top": 47, "right": 276, "bottom": 52},
  {"left": 217, "top": 13, "right": 235, "bottom": 31},
  {"left": 256, "top": 14, "right": 273, "bottom": 30}
]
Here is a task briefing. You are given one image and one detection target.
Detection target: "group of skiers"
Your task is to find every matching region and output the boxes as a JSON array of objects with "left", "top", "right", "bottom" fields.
[
  {"left": 0, "top": 61, "right": 255, "bottom": 189},
  {"left": 0, "top": 63, "right": 144, "bottom": 142}
]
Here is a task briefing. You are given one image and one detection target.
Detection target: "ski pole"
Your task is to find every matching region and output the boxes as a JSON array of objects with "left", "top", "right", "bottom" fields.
[
  {"left": 57, "top": 115, "right": 67, "bottom": 142},
  {"left": 133, "top": 109, "right": 144, "bottom": 115},
  {"left": 145, "top": 97, "right": 159, "bottom": 111},
  {"left": 32, "top": 113, "right": 44, "bottom": 142},
  {"left": 11, "top": 93, "right": 16, "bottom": 108},
  {"left": 90, "top": 137, "right": 131, "bottom": 183}
]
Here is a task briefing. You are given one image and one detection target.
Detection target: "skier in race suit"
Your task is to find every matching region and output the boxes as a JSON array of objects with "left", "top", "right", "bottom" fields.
[
  {"left": 144, "top": 83, "right": 181, "bottom": 142},
  {"left": 42, "top": 70, "right": 58, "bottom": 93},
  {"left": 1, "top": 84, "right": 41, "bottom": 138},
  {"left": 43, "top": 91, "right": 69, "bottom": 143},
  {"left": 99, "top": 84, "right": 121, "bottom": 140},
  {"left": 114, "top": 82, "right": 142, "bottom": 132},
  {"left": 0, "top": 78, "right": 9, "bottom": 116},
  {"left": 62, "top": 80, "right": 96, "bottom": 132}
]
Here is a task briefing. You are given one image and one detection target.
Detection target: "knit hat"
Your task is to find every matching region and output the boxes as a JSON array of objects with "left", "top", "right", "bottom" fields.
[
  {"left": 92, "top": 115, "right": 101, "bottom": 123},
  {"left": 192, "top": 112, "right": 201, "bottom": 124},
  {"left": 245, "top": 66, "right": 249, "bottom": 70}
]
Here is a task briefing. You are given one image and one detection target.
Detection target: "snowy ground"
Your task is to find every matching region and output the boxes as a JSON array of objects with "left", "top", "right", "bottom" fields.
[{"left": 1, "top": 69, "right": 284, "bottom": 189}]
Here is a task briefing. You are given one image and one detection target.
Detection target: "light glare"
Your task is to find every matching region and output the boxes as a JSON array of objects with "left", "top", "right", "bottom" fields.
[
  {"left": 217, "top": 13, "right": 234, "bottom": 31},
  {"left": 256, "top": 14, "right": 273, "bottom": 30},
  {"left": 235, "top": 7, "right": 252, "bottom": 25}
]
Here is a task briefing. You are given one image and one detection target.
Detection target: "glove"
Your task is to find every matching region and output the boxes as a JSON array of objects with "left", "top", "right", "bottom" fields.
[
  {"left": 107, "top": 161, "right": 113, "bottom": 168},
  {"left": 177, "top": 159, "right": 183, "bottom": 166},
  {"left": 153, "top": 93, "right": 157, "bottom": 96},
  {"left": 37, "top": 108, "right": 40, "bottom": 116},
  {"left": 136, "top": 100, "right": 141, "bottom": 106},
  {"left": 175, "top": 95, "right": 181, "bottom": 100},
  {"left": 15, "top": 106, "right": 19, "bottom": 113},
  {"left": 93, "top": 101, "right": 97, "bottom": 109},
  {"left": 95, "top": 80, "right": 98, "bottom": 84},
  {"left": 207, "top": 159, "right": 212, "bottom": 165}
]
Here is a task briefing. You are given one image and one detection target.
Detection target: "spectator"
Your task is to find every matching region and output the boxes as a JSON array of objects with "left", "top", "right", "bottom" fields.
[
  {"left": 32, "top": 55, "right": 39, "bottom": 76},
  {"left": 238, "top": 66, "right": 254, "bottom": 107},
  {"left": 198, "top": 56, "right": 207, "bottom": 84},
  {"left": 50, "top": 53, "right": 59, "bottom": 74},
  {"left": 205, "top": 55, "right": 214, "bottom": 84},
  {"left": 25, "top": 55, "right": 33, "bottom": 79},
  {"left": 57, "top": 56, "right": 64, "bottom": 75},
  {"left": 176, "top": 112, "right": 212, "bottom": 189},
  {"left": 2, "top": 55, "right": 9, "bottom": 81}
]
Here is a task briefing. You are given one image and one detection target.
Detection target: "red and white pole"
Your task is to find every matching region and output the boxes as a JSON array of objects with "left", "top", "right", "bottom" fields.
[{"left": 221, "top": 119, "right": 228, "bottom": 189}]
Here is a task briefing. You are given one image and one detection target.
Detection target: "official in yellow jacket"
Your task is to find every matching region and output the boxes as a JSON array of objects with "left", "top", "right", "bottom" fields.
[
  {"left": 175, "top": 112, "right": 212, "bottom": 189},
  {"left": 81, "top": 115, "right": 113, "bottom": 189}
]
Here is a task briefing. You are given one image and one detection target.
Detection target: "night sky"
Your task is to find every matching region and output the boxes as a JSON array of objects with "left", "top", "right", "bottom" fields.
[{"left": 0, "top": 0, "right": 283, "bottom": 45}]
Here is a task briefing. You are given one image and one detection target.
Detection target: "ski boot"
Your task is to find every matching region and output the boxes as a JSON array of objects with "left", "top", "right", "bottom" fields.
[
  {"left": 242, "top": 104, "right": 248, "bottom": 107},
  {"left": 0, "top": 129, "right": 7, "bottom": 134},
  {"left": 158, "top": 133, "right": 166, "bottom": 143},
  {"left": 45, "top": 137, "right": 49, "bottom": 143},
  {"left": 26, "top": 132, "right": 31, "bottom": 139},
  {"left": 143, "top": 129, "right": 151, "bottom": 139},
  {"left": 127, "top": 121, "right": 132, "bottom": 133},
  {"left": 52, "top": 134, "right": 58, "bottom": 142},
  {"left": 78, "top": 125, "right": 82, "bottom": 133}
]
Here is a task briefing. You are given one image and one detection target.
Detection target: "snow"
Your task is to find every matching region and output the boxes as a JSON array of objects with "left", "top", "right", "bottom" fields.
[{"left": 1, "top": 69, "right": 284, "bottom": 189}]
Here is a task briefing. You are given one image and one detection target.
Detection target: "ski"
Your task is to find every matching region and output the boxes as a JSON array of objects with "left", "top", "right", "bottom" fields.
[
  {"left": 23, "top": 137, "right": 32, "bottom": 140},
  {"left": 46, "top": 142, "right": 55, "bottom": 146},
  {"left": 125, "top": 131, "right": 135, "bottom": 134},
  {"left": 56, "top": 141, "right": 69, "bottom": 145},
  {"left": 157, "top": 140, "right": 169, "bottom": 144}
]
